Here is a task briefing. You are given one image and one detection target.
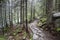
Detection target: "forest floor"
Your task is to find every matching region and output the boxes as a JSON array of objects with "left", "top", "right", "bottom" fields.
[{"left": 0, "top": 20, "right": 60, "bottom": 40}]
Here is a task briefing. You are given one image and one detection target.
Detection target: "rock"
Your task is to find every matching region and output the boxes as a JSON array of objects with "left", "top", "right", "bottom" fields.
[
  {"left": 8, "top": 36, "right": 15, "bottom": 40},
  {"left": 33, "top": 34, "right": 39, "bottom": 40}
]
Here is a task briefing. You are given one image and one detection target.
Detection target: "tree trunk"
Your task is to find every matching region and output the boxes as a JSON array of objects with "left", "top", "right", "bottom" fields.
[
  {"left": 20, "top": 0, "right": 23, "bottom": 24},
  {"left": 46, "top": 0, "right": 54, "bottom": 30}
]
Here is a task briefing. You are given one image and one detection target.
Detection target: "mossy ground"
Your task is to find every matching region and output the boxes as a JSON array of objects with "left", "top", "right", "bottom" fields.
[{"left": 0, "top": 35, "right": 6, "bottom": 40}]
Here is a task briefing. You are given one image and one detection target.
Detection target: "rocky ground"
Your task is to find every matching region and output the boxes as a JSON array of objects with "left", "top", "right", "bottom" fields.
[{"left": 28, "top": 20, "right": 60, "bottom": 40}]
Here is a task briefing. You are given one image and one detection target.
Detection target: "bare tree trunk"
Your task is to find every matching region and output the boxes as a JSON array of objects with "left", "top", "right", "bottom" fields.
[
  {"left": 20, "top": 0, "right": 23, "bottom": 24},
  {"left": 25, "top": 0, "right": 28, "bottom": 33},
  {"left": 1, "top": 3, "right": 4, "bottom": 35},
  {"left": 46, "top": 0, "right": 53, "bottom": 23},
  {"left": 33, "top": 6, "right": 35, "bottom": 19},
  {"left": 17, "top": 7, "right": 19, "bottom": 23},
  {"left": 55, "top": 0, "right": 60, "bottom": 12},
  {"left": 22, "top": 0, "right": 24, "bottom": 23},
  {"left": 31, "top": 2, "right": 33, "bottom": 21},
  {"left": 46, "top": 0, "right": 54, "bottom": 31}
]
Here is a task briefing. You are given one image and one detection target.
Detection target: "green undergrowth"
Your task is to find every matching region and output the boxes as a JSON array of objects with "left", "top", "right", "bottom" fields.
[
  {"left": 30, "top": 34, "right": 33, "bottom": 40},
  {"left": 3, "top": 24, "right": 33, "bottom": 40},
  {"left": 0, "top": 35, "right": 6, "bottom": 40},
  {"left": 56, "top": 27, "right": 60, "bottom": 32}
]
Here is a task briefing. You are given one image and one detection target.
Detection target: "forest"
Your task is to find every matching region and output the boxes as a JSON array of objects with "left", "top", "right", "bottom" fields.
[{"left": 0, "top": 0, "right": 60, "bottom": 40}]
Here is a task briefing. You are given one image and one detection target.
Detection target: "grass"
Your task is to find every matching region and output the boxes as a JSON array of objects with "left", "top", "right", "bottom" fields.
[{"left": 0, "top": 35, "right": 6, "bottom": 40}]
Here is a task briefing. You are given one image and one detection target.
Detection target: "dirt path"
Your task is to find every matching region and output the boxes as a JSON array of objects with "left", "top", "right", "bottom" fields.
[{"left": 28, "top": 20, "right": 58, "bottom": 40}]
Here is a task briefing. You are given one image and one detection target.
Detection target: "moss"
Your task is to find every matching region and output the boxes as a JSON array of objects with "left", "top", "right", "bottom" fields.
[
  {"left": 30, "top": 34, "right": 33, "bottom": 40},
  {"left": 0, "top": 38, "right": 5, "bottom": 40},
  {"left": 0, "top": 35, "right": 6, "bottom": 40},
  {"left": 56, "top": 28, "right": 60, "bottom": 32}
]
